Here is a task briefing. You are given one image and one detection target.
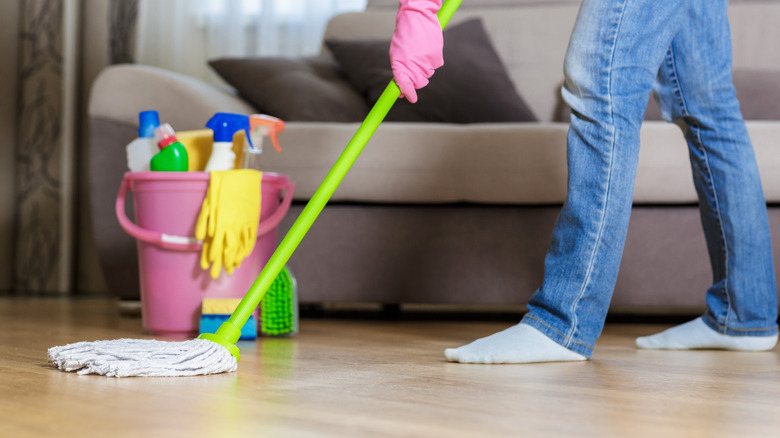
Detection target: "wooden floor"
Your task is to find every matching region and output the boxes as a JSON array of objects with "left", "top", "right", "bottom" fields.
[{"left": 2, "top": 298, "right": 780, "bottom": 438}]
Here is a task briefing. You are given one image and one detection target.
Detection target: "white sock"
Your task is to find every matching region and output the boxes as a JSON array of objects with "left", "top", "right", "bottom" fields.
[
  {"left": 444, "top": 323, "right": 588, "bottom": 364},
  {"left": 636, "top": 317, "right": 778, "bottom": 351}
]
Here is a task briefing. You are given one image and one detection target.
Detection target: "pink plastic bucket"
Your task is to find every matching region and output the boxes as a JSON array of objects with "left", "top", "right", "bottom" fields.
[{"left": 116, "top": 171, "right": 295, "bottom": 337}]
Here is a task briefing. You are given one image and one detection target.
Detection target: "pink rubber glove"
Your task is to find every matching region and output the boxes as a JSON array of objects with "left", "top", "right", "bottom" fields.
[{"left": 390, "top": 0, "right": 444, "bottom": 103}]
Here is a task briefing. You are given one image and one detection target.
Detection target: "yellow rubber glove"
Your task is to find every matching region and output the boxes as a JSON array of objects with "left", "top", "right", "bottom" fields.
[{"left": 196, "top": 169, "right": 262, "bottom": 279}]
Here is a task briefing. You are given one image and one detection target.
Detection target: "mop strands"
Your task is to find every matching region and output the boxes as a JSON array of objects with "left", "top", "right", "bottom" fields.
[
  {"left": 47, "top": 338, "right": 237, "bottom": 377},
  {"left": 46, "top": 0, "right": 463, "bottom": 379},
  {"left": 47, "top": 266, "right": 295, "bottom": 377}
]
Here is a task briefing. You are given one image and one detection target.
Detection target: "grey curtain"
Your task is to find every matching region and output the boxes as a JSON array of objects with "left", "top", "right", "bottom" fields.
[
  {"left": 14, "top": 0, "right": 67, "bottom": 293},
  {"left": 110, "top": 0, "right": 138, "bottom": 64}
]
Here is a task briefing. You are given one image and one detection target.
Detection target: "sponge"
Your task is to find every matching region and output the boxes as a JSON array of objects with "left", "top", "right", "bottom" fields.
[
  {"left": 260, "top": 266, "right": 298, "bottom": 336},
  {"left": 199, "top": 298, "right": 257, "bottom": 340},
  {"left": 201, "top": 298, "right": 243, "bottom": 315}
]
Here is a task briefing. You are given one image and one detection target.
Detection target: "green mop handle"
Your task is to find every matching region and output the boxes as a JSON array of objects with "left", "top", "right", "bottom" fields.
[{"left": 203, "top": 0, "right": 463, "bottom": 355}]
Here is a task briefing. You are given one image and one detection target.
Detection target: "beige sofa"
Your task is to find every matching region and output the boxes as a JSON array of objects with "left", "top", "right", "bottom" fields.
[{"left": 89, "top": 0, "right": 780, "bottom": 312}]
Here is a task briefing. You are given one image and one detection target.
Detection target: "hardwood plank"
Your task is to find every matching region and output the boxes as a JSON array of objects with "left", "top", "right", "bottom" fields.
[{"left": 1, "top": 298, "right": 779, "bottom": 437}]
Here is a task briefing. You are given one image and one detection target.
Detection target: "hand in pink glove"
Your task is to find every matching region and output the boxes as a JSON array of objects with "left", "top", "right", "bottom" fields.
[{"left": 390, "top": 0, "right": 444, "bottom": 103}]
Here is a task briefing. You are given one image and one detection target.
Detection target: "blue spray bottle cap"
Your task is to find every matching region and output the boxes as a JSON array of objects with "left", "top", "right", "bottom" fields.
[
  {"left": 138, "top": 110, "right": 160, "bottom": 138},
  {"left": 206, "top": 112, "right": 253, "bottom": 148}
]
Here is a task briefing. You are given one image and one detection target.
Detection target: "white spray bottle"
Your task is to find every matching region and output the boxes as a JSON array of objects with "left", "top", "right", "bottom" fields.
[
  {"left": 125, "top": 110, "right": 160, "bottom": 171},
  {"left": 204, "top": 113, "right": 253, "bottom": 171}
]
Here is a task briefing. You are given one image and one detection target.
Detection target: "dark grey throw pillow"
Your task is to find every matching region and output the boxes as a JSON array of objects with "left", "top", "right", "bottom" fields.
[
  {"left": 209, "top": 56, "right": 370, "bottom": 122},
  {"left": 325, "top": 19, "right": 537, "bottom": 123}
]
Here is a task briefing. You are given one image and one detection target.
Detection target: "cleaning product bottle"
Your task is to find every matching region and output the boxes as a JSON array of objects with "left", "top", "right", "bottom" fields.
[
  {"left": 150, "top": 123, "right": 189, "bottom": 171},
  {"left": 125, "top": 110, "right": 161, "bottom": 171},
  {"left": 204, "top": 113, "right": 253, "bottom": 171},
  {"left": 243, "top": 114, "right": 286, "bottom": 171}
]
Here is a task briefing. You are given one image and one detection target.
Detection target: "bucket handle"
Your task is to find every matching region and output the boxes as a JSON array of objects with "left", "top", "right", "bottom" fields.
[{"left": 116, "top": 175, "right": 296, "bottom": 251}]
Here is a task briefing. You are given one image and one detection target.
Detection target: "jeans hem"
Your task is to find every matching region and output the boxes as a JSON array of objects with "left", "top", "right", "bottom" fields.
[
  {"left": 701, "top": 314, "right": 779, "bottom": 336},
  {"left": 521, "top": 315, "right": 595, "bottom": 358}
]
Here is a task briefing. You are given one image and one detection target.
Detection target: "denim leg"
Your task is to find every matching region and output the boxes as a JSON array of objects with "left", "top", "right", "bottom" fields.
[
  {"left": 521, "top": 0, "right": 689, "bottom": 357},
  {"left": 653, "top": 0, "right": 779, "bottom": 336}
]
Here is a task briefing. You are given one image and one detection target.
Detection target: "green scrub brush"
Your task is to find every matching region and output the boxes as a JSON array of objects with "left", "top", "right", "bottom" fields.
[{"left": 260, "top": 266, "right": 298, "bottom": 336}]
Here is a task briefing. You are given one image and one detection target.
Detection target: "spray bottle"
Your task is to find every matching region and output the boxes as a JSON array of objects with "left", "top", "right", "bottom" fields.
[
  {"left": 243, "top": 114, "right": 285, "bottom": 171},
  {"left": 204, "top": 113, "right": 253, "bottom": 171},
  {"left": 125, "top": 110, "right": 160, "bottom": 171},
  {"left": 150, "top": 123, "right": 189, "bottom": 171}
]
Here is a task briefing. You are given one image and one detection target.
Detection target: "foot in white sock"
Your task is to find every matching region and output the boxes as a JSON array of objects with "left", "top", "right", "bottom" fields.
[
  {"left": 444, "top": 323, "right": 588, "bottom": 364},
  {"left": 636, "top": 318, "right": 778, "bottom": 351}
]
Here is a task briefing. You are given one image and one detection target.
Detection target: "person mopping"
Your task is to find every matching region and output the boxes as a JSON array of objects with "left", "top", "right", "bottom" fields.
[{"left": 390, "top": 0, "right": 777, "bottom": 363}]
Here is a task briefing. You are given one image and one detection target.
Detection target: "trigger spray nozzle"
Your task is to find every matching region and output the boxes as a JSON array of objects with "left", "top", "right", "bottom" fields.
[
  {"left": 206, "top": 112, "right": 253, "bottom": 148},
  {"left": 249, "top": 114, "right": 285, "bottom": 153}
]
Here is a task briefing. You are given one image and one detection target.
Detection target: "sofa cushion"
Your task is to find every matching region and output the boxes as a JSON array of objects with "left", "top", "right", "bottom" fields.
[
  {"left": 263, "top": 120, "right": 780, "bottom": 205},
  {"left": 325, "top": 19, "right": 536, "bottom": 123},
  {"left": 209, "top": 56, "right": 370, "bottom": 122}
]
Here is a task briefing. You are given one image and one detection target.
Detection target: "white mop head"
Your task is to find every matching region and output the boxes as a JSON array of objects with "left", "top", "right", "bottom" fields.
[{"left": 48, "top": 338, "right": 237, "bottom": 377}]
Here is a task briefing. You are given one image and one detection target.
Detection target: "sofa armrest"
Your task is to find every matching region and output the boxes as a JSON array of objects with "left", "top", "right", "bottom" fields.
[{"left": 88, "top": 64, "right": 255, "bottom": 130}]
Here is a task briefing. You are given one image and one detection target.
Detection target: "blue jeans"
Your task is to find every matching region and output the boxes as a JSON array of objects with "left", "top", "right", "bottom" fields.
[{"left": 521, "top": 0, "right": 779, "bottom": 357}]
